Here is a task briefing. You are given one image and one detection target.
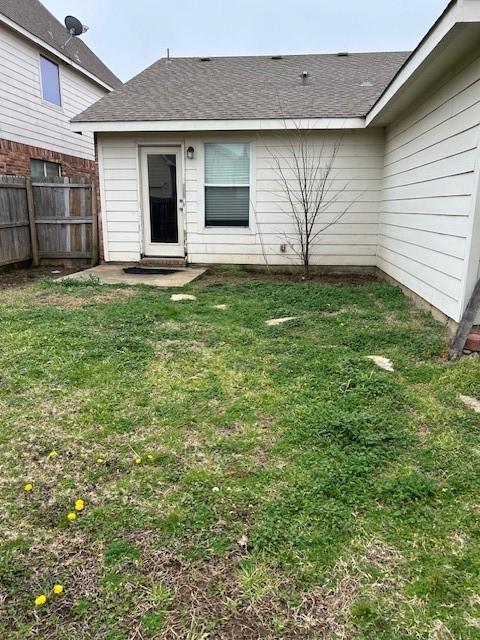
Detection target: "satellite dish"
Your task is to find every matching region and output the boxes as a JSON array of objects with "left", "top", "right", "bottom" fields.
[{"left": 65, "top": 15, "right": 89, "bottom": 37}]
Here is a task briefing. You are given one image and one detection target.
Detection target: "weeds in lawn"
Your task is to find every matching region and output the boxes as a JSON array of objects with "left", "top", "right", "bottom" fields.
[{"left": 0, "top": 274, "right": 479, "bottom": 638}]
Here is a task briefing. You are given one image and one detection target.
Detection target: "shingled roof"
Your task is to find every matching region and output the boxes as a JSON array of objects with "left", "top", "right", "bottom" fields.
[
  {"left": 72, "top": 51, "right": 410, "bottom": 123},
  {"left": 0, "top": 0, "right": 121, "bottom": 89}
]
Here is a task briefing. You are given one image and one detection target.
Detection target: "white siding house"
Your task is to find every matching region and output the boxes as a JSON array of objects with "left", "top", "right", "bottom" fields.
[
  {"left": 97, "top": 129, "right": 384, "bottom": 266},
  {"left": 0, "top": 22, "right": 107, "bottom": 160},
  {"left": 379, "top": 51, "right": 480, "bottom": 322},
  {"left": 0, "top": 0, "right": 120, "bottom": 176},
  {"left": 74, "top": 0, "right": 480, "bottom": 325}
]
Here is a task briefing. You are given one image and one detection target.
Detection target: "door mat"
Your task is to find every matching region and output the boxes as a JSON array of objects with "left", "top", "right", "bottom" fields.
[{"left": 123, "top": 267, "right": 181, "bottom": 275}]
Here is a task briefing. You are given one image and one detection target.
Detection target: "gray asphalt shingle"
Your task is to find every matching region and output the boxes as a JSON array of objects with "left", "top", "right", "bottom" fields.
[{"left": 72, "top": 51, "right": 410, "bottom": 123}]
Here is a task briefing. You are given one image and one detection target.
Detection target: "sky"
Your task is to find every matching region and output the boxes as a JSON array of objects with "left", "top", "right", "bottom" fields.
[{"left": 41, "top": 0, "right": 448, "bottom": 82}]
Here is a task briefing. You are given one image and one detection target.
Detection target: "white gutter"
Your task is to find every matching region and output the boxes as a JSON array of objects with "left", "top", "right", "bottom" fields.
[
  {"left": 72, "top": 117, "right": 366, "bottom": 133},
  {"left": 0, "top": 14, "right": 115, "bottom": 92}
]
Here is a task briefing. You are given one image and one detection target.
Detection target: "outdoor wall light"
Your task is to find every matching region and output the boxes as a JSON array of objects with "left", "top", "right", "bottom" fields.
[{"left": 187, "top": 146, "right": 195, "bottom": 159}]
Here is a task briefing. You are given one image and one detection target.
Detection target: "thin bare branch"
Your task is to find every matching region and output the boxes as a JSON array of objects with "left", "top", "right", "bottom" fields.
[{"left": 258, "top": 120, "right": 353, "bottom": 276}]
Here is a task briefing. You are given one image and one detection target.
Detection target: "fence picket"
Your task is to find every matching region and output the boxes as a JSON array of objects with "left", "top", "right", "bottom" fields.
[{"left": 0, "top": 175, "right": 97, "bottom": 266}]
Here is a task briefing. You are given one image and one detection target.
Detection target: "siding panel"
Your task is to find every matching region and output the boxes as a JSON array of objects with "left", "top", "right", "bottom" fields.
[
  {"left": 98, "top": 130, "right": 384, "bottom": 266},
  {"left": 0, "top": 24, "right": 108, "bottom": 160},
  {"left": 379, "top": 55, "right": 480, "bottom": 322}
]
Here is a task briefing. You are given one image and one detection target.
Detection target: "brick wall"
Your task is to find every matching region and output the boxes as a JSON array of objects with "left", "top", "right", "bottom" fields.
[
  {"left": 0, "top": 137, "right": 106, "bottom": 261},
  {"left": 0, "top": 138, "right": 98, "bottom": 182}
]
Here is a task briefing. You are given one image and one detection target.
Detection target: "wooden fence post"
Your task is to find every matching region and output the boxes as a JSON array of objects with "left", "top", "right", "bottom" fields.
[
  {"left": 25, "top": 177, "right": 39, "bottom": 267},
  {"left": 449, "top": 277, "right": 480, "bottom": 359},
  {"left": 91, "top": 183, "right": 99, "bottom": 266}
]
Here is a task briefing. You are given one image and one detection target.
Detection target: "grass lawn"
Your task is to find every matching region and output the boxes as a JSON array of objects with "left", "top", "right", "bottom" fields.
[{"left": 1, "top": 270, "right": 480, "bottom": 639}]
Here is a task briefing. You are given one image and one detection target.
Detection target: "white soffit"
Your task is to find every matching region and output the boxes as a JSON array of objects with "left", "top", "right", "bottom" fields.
[{"left": 367, "top": 0, "right": 480, "bottom": 126}]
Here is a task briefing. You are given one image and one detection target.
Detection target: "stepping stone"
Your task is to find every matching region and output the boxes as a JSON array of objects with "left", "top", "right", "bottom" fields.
[
  {"left": 367, "top": 355, "right": 394, "bottom": 372},
  {"left": 459, "top": 394, "right": 480, "bottom": 413},
  {"left": 170, "top": 294, "right": 197, "bottom": 302},
  {"left": 213, "top": 304, "right": 227, "bottom": 310},
  {"left": 266, "top": 316, "right": 297, "bottom": 326}
]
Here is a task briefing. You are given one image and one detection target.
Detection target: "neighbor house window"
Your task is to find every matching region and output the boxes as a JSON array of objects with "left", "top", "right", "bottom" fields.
[
  {"left": 30, "top": 159, "right": 61, "bottom": 178},
  {"left": 40, "top": 55, "right": 61, "bottom": 106},
  {"left": 204, "top": 143, "right": 250, "bottom": 226}
]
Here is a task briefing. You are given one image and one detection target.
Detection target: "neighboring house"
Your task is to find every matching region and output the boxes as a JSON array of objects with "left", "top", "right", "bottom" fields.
[
  {"left": 73, "top": 0, "right": 480, "bottom": 325},
  {"left": 0, "top": 0, "right": 121, "bottom": 181}
]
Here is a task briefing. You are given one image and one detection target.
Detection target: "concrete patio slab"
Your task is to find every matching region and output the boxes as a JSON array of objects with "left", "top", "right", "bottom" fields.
[{"left": 60, "top": 263, "right": 207, "bottom": 288}]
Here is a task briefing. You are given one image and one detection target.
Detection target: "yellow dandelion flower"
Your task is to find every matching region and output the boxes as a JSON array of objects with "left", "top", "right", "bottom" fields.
[
  {"left": 67, "top": 512, "right": 77, "bottom": 521},
  {"left": 34, "top": 594, "right": 47, "bottom": 606},
  {"left": 24, "top": 483, "right": 33, "bottom": 492},
  {"left": 146, "top": 454, "right": 153, "bottom": 461},
  {"left": 134, "top": 457, "right": 142, "bottom": 465},
  {"left": 52, "top": 584, "right": 64, "bottom": 595},
  {"left": 96, "top": 457, "right": 105, "bottom": 464},
  {"left": 74, "top": 499, "right": 85, "bottom": 512},
  {"left": 48, "top": 450, "right": 58, "bottom": 458}
]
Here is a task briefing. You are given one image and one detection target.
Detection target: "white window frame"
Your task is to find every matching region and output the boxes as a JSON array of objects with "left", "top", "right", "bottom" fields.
[
  {"left": 201, "top": 140, "right": 256, "bottom": 232},
  {"left": 139, "top": 145, "right": 185, "bottom": 258},
  {"left": 39, "top": 54, "right": 62, "bottom": 109}
]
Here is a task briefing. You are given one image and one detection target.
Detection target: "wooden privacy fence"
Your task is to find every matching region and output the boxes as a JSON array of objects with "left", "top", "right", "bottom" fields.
[{"left": 0, "top": 175, "right": 98, "bottom": 267}]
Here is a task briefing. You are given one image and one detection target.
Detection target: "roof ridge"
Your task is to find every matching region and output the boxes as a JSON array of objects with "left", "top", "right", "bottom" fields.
[{"left": 166, "top": 50, "right": 412, "bottom": 61}]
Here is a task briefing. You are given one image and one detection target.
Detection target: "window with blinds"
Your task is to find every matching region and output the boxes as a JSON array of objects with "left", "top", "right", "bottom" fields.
[{"left": 204, "top": 143, "right": 250, "bottom": 226}]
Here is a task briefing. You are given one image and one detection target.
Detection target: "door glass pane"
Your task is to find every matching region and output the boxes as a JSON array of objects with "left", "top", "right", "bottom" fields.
[{"left": 147, "top": 154, "right": 178, "bottom": 244}]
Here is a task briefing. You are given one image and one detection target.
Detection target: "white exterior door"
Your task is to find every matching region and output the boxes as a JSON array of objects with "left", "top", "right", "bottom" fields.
[{"left": 140, "top": 147, "right": 184, "bottom": 257}]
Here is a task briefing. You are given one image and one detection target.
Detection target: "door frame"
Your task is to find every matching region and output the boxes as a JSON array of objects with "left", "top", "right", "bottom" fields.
[{"left": 140, "top": 146, "right": 184, "bottom": 257}]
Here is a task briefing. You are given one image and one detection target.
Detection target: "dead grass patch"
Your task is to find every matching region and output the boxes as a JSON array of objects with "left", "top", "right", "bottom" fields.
[
  {"left": 288, "top": 539, "right": 402, "bottom": 639},
  {"left": 139, "top": 550, "right": 291, "bottom": 639},
  {"left": 34, "top": 288, "right": 138, "bottom": 309},
  {"left": 428, "top": 619, "right": 455, "bottom": 639},
  {"left": 119, "top": 537, "right": 404, "bottom": 639},
  {"left": 0, "top": 537, "right": 404, "bottom": 640},
  {"left": 153, "top": 339, "right": 207, "bottom": 358},
  {"left": 0, "top": 529, "right": 104, "bottom": 637}
]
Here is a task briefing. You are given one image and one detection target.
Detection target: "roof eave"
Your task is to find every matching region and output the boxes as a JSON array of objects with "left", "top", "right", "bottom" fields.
[
  {"left": 366, "top": 0, "right": 480, "bottom": 126},
  {"left": 71, "top": 117, "right": 367, "bottom": 133},
  {"left": 0, "top": 13, "right": 116, "bottom": 92}
]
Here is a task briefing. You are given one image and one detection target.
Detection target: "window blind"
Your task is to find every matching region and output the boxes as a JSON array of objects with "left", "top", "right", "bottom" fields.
[{"left": 205, "top": 143, "right": 250, "bottom": 226}]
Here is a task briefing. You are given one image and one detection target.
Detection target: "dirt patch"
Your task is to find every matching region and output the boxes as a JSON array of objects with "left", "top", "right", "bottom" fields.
[
  {"left": 131, "top": 537, "right": 402, "bottom": 639},
  {"left": 140, "top": 550, "right": 291, "bottom": 639},
  {"left": 199, "top": 268, "right": 378, "bottom": 288},
  {"left": 0, "top": 265, "right": 80, "bottom": 289}
]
